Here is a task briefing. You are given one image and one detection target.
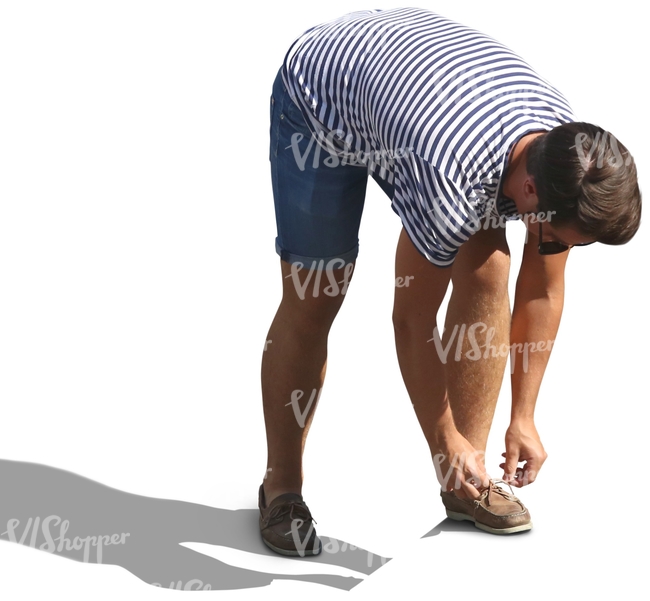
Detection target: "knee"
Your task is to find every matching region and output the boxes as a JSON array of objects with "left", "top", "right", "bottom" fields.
[
  {"left": 392, "top": 303, "right": 434, "bottom": 338},
  {"left": 457, "top": 249, "right": 510, "bottom": 298},
  {"left": 280, "top": 259, "right": 354, "bottom": 316},
  {"left": 278, "top": 287, "right": 346, "bottom": 335},
  {"left": 391, "top": 310, "right": 409, "bottom": 335}
]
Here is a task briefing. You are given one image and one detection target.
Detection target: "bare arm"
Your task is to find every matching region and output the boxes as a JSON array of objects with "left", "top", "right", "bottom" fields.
[
  {"left": 501, "top": 227, "right": 569, "bottom": 485},
  {"left": 392, "top": 227, "right": 489, "bottom": 498}
]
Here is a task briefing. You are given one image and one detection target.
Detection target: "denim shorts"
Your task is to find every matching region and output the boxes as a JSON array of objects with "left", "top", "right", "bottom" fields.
[{"left": 269, "top": 68, "right": 394, "bottom": 267}]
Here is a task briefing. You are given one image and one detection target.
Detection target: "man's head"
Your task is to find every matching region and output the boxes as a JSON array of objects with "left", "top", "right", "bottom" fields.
[{"left": 525, "top": 122, "right": 641, "bottom": 245}]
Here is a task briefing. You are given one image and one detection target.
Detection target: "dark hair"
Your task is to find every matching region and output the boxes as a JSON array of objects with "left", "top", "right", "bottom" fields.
[{"left": 526, "top": 122, "right": 641, "bottom": 244}]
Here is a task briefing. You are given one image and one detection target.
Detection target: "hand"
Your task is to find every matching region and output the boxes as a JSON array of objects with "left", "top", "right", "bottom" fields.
[
  {"left": 500, "top": 420, "right": 548, "bottom": 487},
  {"left": 433, "top": 427, "right": 490, "bottom": 499}
]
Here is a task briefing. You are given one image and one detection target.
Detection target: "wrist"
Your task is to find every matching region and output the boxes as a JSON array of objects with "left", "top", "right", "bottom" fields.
[
  {"left": 509, "top": 414, "right": 536, "bottom": 430},
  {"left": 510, "top": 397, "right": 536, "bottom": 423}
]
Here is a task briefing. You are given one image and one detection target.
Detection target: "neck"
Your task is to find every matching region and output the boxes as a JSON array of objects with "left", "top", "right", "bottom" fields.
[{"left": 502, "top": 132, "right": 545, "bottom": 213}]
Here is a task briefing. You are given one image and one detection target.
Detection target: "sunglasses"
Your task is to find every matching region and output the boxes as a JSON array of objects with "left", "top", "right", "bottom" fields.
[{"left": 538, "top": 221, "right": 596, "bottom": 255}]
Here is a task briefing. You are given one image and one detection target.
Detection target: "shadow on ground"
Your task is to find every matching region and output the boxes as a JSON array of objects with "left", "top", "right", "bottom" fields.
[
  {"left": 0, "top": 459, "right": 391, "bottom": 591},
  {"left": 422, "top": 517, "right": 533, "bottom": 538}
]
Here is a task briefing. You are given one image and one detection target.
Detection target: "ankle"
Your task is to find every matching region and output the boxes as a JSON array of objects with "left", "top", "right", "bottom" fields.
[{"left": 262, "top": 477, "right": 302, "bottom": 506}]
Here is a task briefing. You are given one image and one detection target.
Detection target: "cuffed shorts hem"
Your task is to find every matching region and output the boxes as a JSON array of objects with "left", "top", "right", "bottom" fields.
[{"left": 275, "top": 237, "right": 358, "bottom": 267}]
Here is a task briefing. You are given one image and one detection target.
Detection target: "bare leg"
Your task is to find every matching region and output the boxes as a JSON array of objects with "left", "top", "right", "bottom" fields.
[
  {"left": 443, "top": 226, "right": 511, "bottom": 453},
  {"left": 261, "top": 259, "right": 355, "bottom": 503}
]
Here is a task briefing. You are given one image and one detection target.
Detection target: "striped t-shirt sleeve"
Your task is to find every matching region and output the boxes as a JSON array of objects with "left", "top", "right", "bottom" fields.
[{"left": 393, "top": 152, "right": 483, "bottom": 266}]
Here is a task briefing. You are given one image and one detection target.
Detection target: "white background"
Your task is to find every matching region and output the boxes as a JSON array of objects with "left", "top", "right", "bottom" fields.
[{"left": 1, "top": 1, "right": 647, "bottom": 599}]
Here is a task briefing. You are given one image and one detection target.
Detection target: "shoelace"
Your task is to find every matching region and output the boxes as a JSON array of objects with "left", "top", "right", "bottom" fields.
[
  {"left": 475, "top": 479, "right": 520, "bottom": 507},
  {"left": 265, "top": 501, "right": 316, "bottom": 527}
]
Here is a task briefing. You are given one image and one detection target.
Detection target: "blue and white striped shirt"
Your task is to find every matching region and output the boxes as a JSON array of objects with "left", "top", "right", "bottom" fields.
[{"left": 281, "top": 7, "right": 575, "bottom": 266}]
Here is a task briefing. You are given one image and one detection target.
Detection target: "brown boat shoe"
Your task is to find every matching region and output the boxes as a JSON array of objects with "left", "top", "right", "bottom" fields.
[
  {"left": 440, "top": 479, "right": 532, "bottom": 534},
  {"left": 258, "top": 485, "right": 322, "bottom": 556}
]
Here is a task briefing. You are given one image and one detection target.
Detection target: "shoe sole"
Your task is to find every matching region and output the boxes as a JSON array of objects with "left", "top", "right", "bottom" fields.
[
  {"left": 261, "top": 536, "right": 322, "bottom": 557},
  {"left": 445, "top": 509, "right": 532, "bottom": 534}
]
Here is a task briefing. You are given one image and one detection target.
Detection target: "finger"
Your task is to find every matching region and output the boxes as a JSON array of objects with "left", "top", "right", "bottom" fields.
[
  {"left": 502, "top": 449, "right": 520, "bottom": 483},
  {"left": 520, "top": 460, "right": 542, "bottom": 486},
  {"left": 454, "top": 463, "right": 487, "bottom": 499},
  {"left": 511, "top": 467, "right": 525, "bottom": 487},
  {"left": 450, "top": 473, "right": 473, "bottom": 499},
  {"left": 472, "top": 463, "right": 491, "bottom": 490},
  {"left": 458, "top": 479, "right": 481, "bottom": 500}
]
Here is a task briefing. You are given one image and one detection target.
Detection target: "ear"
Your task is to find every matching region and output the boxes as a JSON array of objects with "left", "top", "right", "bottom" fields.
[{"left": 523, "top": 175, "right": 537, "bottom": 200}]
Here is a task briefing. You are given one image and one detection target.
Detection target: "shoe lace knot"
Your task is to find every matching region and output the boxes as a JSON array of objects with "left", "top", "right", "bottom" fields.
[
  {"left": 476, "top": 479, "right": 519, "bottom": 507},
  {"left": 266, "top": 501, "right": 316, "bottom": 526}
]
